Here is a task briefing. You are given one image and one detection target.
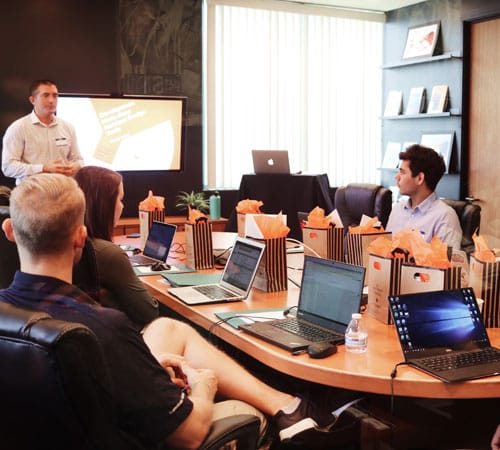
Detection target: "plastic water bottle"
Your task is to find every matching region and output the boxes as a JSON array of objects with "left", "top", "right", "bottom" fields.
[
  {"left": 345, "top": 313, "right": 368, "bottom": 353},
  {"left": 209, "top": 191, "right": 221, "bottom": 220}
]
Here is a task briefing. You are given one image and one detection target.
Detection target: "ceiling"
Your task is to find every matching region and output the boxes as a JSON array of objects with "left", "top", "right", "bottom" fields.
[{"left": 285, "top": 0, "right": 427, "bottom": 13}]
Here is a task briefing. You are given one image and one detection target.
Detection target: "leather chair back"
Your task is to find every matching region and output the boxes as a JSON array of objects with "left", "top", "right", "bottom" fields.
[
  {"left": 0, "top": 301, "right": 141, "bottom": 450},
  {"left": 334, "top": 183, "right": 393, "bottom": 229},
  {"left": 442, "top": 199, "right": 481, "bottom": 255},
  {"left": 0, "top": 300, "right": 260, "bottom": 449},
  {"left": 0, "top": 206, "right": 20, "bottom": 289}
]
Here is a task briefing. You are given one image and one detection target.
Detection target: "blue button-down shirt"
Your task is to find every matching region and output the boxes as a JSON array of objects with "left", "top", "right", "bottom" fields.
[{"left": 386, "top": 192, "right": 462, "bottom": 250}]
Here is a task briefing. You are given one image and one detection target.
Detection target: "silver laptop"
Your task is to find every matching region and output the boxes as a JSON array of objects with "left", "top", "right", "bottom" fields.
[
  {"left": 388, "top": 288, "right": 500, "bottom": 383},
  {"left": 252, "top": 150, "right": 290, "bottom": 174},
  {"left": 129, "top": 221, "right": 177, "bottom": 266},
  {"left": 239, "top": 256, "right": 366, "bottom": 352},
  {"left": 168, "top": 237, "right": 265, "bottom": 305}
]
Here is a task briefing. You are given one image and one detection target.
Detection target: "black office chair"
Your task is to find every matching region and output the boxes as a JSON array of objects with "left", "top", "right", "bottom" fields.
[
  {"left": 334, "top": 183, "right": 393, "bottom": 230},
  {"left": 442, "top": 199, "right": 481, "bottom": 256},
  {"left": 0, "top": 301, "right": 260, "bottom": 450}
]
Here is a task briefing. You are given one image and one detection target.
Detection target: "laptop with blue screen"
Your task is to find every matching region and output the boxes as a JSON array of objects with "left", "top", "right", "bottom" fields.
[
  {"left": 128, "top": 221, "right": 176, "bottom": 266},
  {"left": 388, "top": 288, "right": 500, "bottom": 383}
]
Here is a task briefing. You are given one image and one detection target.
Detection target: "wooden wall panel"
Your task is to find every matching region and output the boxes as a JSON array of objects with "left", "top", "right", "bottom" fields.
[{"left": 468, "top": 18, "right": 500, "bottom": 247}]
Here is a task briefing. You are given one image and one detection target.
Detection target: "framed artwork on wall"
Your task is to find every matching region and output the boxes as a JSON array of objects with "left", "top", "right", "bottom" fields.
[
  {"left": 420, "top": 131, "right": 454, "bottom": 173},
  {"left": 402, "top": 22, "right": 440, "bottom": 59}
]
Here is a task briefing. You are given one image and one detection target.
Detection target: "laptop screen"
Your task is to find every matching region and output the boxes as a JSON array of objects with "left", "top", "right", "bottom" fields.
[
  {"left": 298, "top": 256, "right": 365, "bottom": 330},
  {"left": 221, "top": 238, "right": 264, "bottom": 291},
  {"left": 143, "top": 222, "right": 177, "bottom": 260},
  {"left": 388, "top": 288, "right": 490, "bottom": 357}
]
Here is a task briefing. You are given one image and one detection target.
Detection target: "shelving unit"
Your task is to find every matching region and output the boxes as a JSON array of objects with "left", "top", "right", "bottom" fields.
[{"left": 381, "top": 42, "right": 463, "bottom": 200}]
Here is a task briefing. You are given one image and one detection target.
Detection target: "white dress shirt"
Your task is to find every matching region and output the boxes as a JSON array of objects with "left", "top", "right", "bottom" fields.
[{"left": 2, "top": 111, "right": 84, "bottom": 183}]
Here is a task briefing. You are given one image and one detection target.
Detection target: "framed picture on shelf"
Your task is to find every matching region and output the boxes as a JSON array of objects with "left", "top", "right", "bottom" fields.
[
  {"left": 420, "top": 131, "right": 454, "bottom": 173},
  {"left": 402, "top": 22, "right": 440, "bottom": 59}
]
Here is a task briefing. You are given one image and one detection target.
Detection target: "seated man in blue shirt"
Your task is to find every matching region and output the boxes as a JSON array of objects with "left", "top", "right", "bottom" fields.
[
  {"left": 0, "top": 173, "right": 351, "bottom": 449},
  {"left": 386, "top": 144, "right": 462, "bottom": 250}
]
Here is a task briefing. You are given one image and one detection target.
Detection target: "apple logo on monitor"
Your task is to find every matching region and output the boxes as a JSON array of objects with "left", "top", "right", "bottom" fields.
[{"left": 266, "top": 158, "right": 275, "bottom": 166}]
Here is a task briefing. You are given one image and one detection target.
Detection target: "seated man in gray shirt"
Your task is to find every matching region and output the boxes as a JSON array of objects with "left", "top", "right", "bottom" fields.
[{"left": 386, "top": 144, "right": 462, "bottom": 250}]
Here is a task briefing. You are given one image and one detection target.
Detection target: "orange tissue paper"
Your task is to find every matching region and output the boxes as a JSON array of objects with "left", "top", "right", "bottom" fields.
[
  {"left": 306, "top": 206, "right": 332, "bottom": 229},
  {"left": 253, "top": 212, "right": 290, "bottom": 239},
  {"left": 236, "top": 199, "right": 263, "bottom": 214},
  {"left": 472, "top": 233, "right": 496, "bottom": 263},
  {"left": 368, "top": 236, "right": 398, "bottom": 259},
  {"left": 187, "top": 206, "right": 208, "bottom": 224},
  {"left": 348, "top": 216, "right": 385, "bottom": 234},
  {"left": 392, "top": 228, "right": 451, "bottom": 268},
  {"left": 139, "top": 190, "right": 165, "bottom": 211}
]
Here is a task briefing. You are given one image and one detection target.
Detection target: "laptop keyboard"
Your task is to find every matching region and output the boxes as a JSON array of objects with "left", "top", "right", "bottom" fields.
[
  {"left": 420, "top": 348, "right": 500, "bottom": 372},
  {"left": 272, "top": 318, "right": 343, "bottom": 343},
  {"left": 194, "top": 285, "right": 237, "bottom": 300}
]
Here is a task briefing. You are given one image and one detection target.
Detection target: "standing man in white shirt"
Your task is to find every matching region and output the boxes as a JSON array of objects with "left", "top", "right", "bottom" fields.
[
  {"left": 1, "top": 79, "right": 84, "bottom": 184},
  {"left": 386, "top": 144, "right": 462, "bottom": 250}
]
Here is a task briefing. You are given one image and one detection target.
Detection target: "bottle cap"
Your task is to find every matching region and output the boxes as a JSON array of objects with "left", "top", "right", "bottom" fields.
[{"left": 352, "top": 313, "right": 362, "bottom": 319}]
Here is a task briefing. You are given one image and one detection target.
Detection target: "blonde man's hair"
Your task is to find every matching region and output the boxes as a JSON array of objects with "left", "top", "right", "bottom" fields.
[{"left": 10, "top": 174, "right": 85, "bottom": 255}]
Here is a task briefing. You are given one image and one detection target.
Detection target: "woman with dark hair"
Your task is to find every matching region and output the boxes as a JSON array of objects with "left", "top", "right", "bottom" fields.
[{"left": 74, "top": 166, "right": 159, "bottom": 327}]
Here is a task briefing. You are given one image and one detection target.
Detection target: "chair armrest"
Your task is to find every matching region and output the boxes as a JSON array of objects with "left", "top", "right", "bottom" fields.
[{"left": 199, "top": 414, "right": 261, "bottom": 450}]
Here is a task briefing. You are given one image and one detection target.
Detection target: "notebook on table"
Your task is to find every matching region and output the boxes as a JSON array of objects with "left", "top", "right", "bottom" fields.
[
  {"left": 168, "top": 237, "right": 266, "bottom": 305},
  {"left": 128, "top": 221, "right": 177, "bottom": 266},
  {"left": 252, "top": 150, "right": 290, "bottom": 174},
  {"left": 388, "top": 288, "right": 500, "bottom": 383},
  {"left": 239, "top": 256, "right": 366, "bottom": 352}
]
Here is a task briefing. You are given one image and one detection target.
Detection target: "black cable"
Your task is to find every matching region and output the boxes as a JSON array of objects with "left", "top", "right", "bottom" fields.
[
  {"left": 389, "top": 361, "right": 409, "bottom": 415},
  {"left": 283, "top": 305, "right": 298, "bottom": 317}
]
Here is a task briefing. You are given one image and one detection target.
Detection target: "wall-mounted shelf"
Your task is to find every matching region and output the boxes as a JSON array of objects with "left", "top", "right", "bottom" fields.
[
  {"left": 383, "top": 111, "right": 461, "bottom": 120},
  {"left": 382, "top": 51, "right": 462, "bottom": 69}
]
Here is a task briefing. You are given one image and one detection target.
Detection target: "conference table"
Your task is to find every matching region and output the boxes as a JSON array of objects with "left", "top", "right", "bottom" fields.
[{"left": 119, "top": 233, "right": 500, "bottom": 400}]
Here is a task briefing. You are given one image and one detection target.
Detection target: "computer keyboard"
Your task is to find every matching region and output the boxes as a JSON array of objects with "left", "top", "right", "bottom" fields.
[
  {"left": 272, "top": 318, "right": 343, "bottom": 343},
  {"left": 421, "top": 348, "right": 500, "bottom": 372},
  {"left": 193, "top": 285, "right": 237, "bottom": 300}
]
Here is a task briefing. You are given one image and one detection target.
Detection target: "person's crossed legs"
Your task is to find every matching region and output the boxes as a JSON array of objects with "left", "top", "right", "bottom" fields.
[{"left": 142, "top": 317, "right": 348, "bottom": 445}]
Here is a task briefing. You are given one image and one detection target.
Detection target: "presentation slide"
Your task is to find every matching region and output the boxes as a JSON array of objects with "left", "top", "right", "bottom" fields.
[{"left": 57, "top": 95, "right": 184, "bottom": 171}]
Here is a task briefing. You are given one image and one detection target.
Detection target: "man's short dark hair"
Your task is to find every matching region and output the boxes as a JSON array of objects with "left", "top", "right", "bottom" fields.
[
  {"left": 399, "top": 144, "right": 446, "bottom": 191},
  {"left": 29, "top": 79, "right": 58, "bottom": 97}
]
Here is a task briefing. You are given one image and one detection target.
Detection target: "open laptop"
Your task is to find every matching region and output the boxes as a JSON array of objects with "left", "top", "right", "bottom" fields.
[
  {"left": 252, "top": 150, "right": 290, "bottom": 174},
  {"left": 239, "top": 256, "right": 366, "bottom": 352},
  {"left": 168, "top": 237, "right": 265, "bottom": 305},
  {"left": 388, "top": 288, "right": 500, "bottom": 383},
  {"left": 128, "top": 221, "right": 177, "bottom": 266}
]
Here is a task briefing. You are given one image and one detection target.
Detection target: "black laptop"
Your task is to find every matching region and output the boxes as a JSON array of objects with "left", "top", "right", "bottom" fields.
[
  {"left": 388, "top": 288, "right": 500, "bottom": 383},
  {"left": 239, "top": 256, "right": 366, "bottom": 352},
  {"left": 129, "top": 221, "right": 177, "bottom": 266}
]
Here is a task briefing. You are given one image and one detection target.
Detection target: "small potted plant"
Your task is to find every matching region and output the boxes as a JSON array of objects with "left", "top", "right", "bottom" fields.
[{"left": 175, "top": 190, "right": 209, "bottom": 215}]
